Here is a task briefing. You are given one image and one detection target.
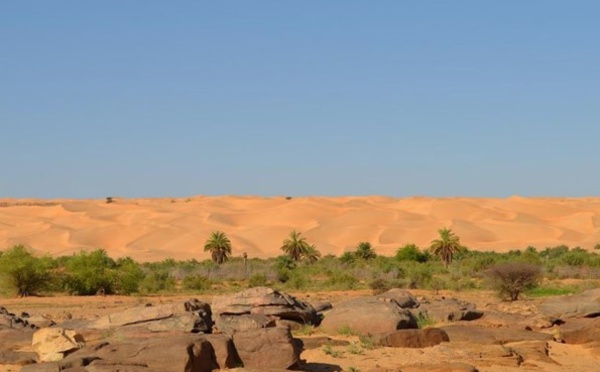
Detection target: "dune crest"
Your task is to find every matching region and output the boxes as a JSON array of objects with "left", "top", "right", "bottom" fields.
[{"left": 1, "top": 196, "right": 599, "bottom": 262}]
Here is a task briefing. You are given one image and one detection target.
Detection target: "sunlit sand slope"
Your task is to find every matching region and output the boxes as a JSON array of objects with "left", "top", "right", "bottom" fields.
[{"left": 1, "top": 196, "right": 599, "bottom": 261}]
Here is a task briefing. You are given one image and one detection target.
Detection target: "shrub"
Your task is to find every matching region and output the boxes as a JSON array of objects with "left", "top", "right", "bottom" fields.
[
  {"left": 248, "top": 273, "right": 268, "bottom": 287},
  {"left": 182, "top": 274, "right": 211, "bottom": 290},
  {"left": 354, "top": 242, "right": 377, "bottom": 260},
  {"left": 326, "top": 271, "right": 359, "bottom": 290},
  {"left": 416, "top": 313, "right": 435, "bottom": 329},
  {"left": 0, "top": 245, "right": 53, "bottom": 296},
  {"left": 63, "top": 249, "right": 117, "bottom": 295},
  {"left": 369, "top": 278, "right": 392, "bottom": 295},
  {"left": 114, "top": 257, "right": 145, "bottom": 294},
  {"left": 404, "top": 263, "right": 434, "bottom": 289},
  {"left": 285, "top": 271, "right": 309, "bottom": 290},
  {"left": 339, "top": 251, "right": 356, "bottom": 265},
  {"left": 485, "top": 262, "right": 541, "bottom": 301},
  {"left": 395, "top": 244, "right": 429, "bottom": 263},
  {"left": 140, "top": 271, "right": 176, "bottom": 293},
  {"left": 274, "top": 255, "right": 297, "bottom": 271}
]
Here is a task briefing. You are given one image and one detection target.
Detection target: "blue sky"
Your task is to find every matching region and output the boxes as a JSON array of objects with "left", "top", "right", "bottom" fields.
[{"left": 1, "top": 1, "right": 599, "bottom": 198}]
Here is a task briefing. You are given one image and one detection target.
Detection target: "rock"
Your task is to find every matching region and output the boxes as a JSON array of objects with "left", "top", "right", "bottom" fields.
[
  {"left": 202, "top": 334, "right": 242, "bottom": 369},
  {"left": 232, "top": 327, "right": 301, "bottom": 369},
  {"left": 559, "top": 317, "right": 600, "bottom": 344},
  {"left": 311, "top": 301, "right": 333, "bottom": 313},
  {"left": 0, "top": 350, "right": 37, "bottom": 365},
  {"left": 215, "top": 314, "right": 276, "bottom": 335},
  {"left": 367, "top": 363, "right": 478, "bottom": 372},
  {"left": 32, "top": 328, "right": 84, "bottom": 362},
  {"left": 320, "top": 296, "right": 417, "bottom": 336},
  {"left": 27, "top": 315, "right": 57, "bottom": 329},
  {"left": 20, "top": 363, "right": 61, "bottom": 372},
  {"left": 0, "top": 307, "right": 33, "bottom": 330},
  {"left": 84, "top": 335, "right": 217, "bottom": 372},
  {"left": 376, "top": 289, "right": 420, "bottom": 309},
  {"left": 212, "top": 287, "right": 318, "bottom": 329},
  {"left": 441, "top": 324, "right": 552, "bottom": 345},
  {"left": 540, "top": 288, "right": 600, "bottom": 319},
  {"left": 298, "top": 336, "right": 350, "bottom": 350},
  {"left": 371, "top": 328, "right": 449, "bottom": 348},
  {"left": 506, "top": 340, "right": 558, "bottom": 365},
  {"left": 85, "top": 362, "right": 149, "bottom": 372},
  {"left": 89, "top": 299, "right": 212, "bottom": 333},
  {"left": 0, "top": 329, "right": 36, "bottom": 351},
  {"left": 414, "top": 298, "right": 483, "bottom": 323},
  {"left": 276, "top": 319, "right": 305, "bottom": 331}
]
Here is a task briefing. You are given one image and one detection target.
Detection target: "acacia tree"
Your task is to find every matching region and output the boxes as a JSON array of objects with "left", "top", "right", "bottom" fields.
[
  {"left": 430, "top": 228, "right": 461, "bottom": 268},
  {"left": 280, "top": 230, "right": 313, "bottom": 262},
  {"left": 204, "top": 231, "right": 232, "bottom": 265}
]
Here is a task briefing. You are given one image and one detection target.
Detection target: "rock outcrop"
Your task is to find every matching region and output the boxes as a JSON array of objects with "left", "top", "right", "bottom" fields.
[
  {"left": 212, "top": 287, "right": 318, "bottom": 334},
  {"left": 32, "top": 328, "right": 84, "bottom": 362},
  {"left": 320, "top": 296, "right": 417, "bottom": 335}
]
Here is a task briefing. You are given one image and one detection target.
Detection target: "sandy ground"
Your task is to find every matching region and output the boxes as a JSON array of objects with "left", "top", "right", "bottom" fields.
[{"left": 1, "top": 196, "right": 600, "bottom": 261}]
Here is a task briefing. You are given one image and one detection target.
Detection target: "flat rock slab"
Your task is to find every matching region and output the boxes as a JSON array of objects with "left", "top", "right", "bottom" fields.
[
  {"left": 89, "top": 299, "right": 212, "bottom": 333},
  {"left": 559, "top": 317, "right": 600, "bottom": 344},
  {"left": 371, "top": 328, "right": 449, "bottom": 348},
  {"left": 441, "top": 324, "right": 552, "bottom": 345},
  {"left": 320, "top": 296, "right": 417, "bottom": 336},
  {"left": 539, "top": 288, "right": 600, "bottom": 319}
]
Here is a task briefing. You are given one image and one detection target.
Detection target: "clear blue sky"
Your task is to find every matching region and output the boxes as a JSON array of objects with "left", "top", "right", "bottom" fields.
[{"left": 1, "top": 1, "right": 599, "bottom": 198}]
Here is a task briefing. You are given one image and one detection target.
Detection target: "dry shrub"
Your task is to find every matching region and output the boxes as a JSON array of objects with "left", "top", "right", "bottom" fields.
[{"left": 485, "top": 262, "right": 541, "bottom": 301}]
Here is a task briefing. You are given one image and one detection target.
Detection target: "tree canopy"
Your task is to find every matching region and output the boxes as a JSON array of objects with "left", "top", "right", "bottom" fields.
[
  {"left": 430, "top": 228, "right": 461, "bottom": 267},
  {"left": 204, "top": 231, "right": 232, "bottom": 265}
]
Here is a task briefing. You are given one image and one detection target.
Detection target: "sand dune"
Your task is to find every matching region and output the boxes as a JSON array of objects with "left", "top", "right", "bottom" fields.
[{"left": 1, "top": 196, "right": 600, "bottom": 262}]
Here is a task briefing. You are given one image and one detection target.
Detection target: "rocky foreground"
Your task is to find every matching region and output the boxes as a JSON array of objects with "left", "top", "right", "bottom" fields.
[{"left": 1, "top": 288, "right": 600, "bottom": 371}]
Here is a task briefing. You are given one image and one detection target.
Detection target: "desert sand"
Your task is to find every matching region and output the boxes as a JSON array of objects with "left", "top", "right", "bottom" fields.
[{"left": 1, "top": 196, "right": 599, "bottom": 261}]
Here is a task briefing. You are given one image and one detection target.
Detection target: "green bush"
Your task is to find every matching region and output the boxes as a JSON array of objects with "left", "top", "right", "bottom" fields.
[
  {"left": 339, "top": 251, "right": 356, "bottom": 265},
  {"left": 284, "top": 271, "right": 309, "bottom": 290},
  {"left": 369, "top": 278, "right": 392, "bottom": 294},
  {"left": 248, "top": 273, "right": 268, "bottom": 287},
  {"left": 0, "top": 245, "right": 53, "bottom": 296},
  {"left": 63, "top": 249, "right": 117, "bottom": 295},
  {"left": 395, "top": 244, "right": 429, "bottom": 263},
  {"left": 182, "top": 274, "right": 211, "bottom": 290},
  {"left": 115, "top": 257, "right": 145, "bottom": 294},
  {"left": 403, "top": 263, "right": 434, "bottom": 289},
  {"left": 325, "top": 271, "right": 359, "bottom": 290},
  {"left": 140, "top": 270, "right": 176, "bottom": 293}
]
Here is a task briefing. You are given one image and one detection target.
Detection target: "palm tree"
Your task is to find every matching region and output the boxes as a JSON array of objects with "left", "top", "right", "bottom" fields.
[
  {"left": 355, "top": 241, "right": 377, "bottom": 260},
  {"left": 304, "top": 244, "right": 322, "bottom": 263},
  {"left": 430, "top": 228, "right": 461, "bottom": 268},
  {"left": 280, "top": 230, "right": 311, "bottom": 261},
  {"left": 204, "top": 231, "right": 232, "bottom": 265}
]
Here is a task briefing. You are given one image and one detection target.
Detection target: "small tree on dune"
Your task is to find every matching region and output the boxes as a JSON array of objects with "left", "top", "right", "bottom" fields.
[
  {"left": 204, "top": 231, "right": 232, "bottom": 265},
  {"left": 280, "top": 230, "right": 311, "bottom": 262},
  {"left": 430, "top": 228, "right": 461, "bottom": 268}
]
